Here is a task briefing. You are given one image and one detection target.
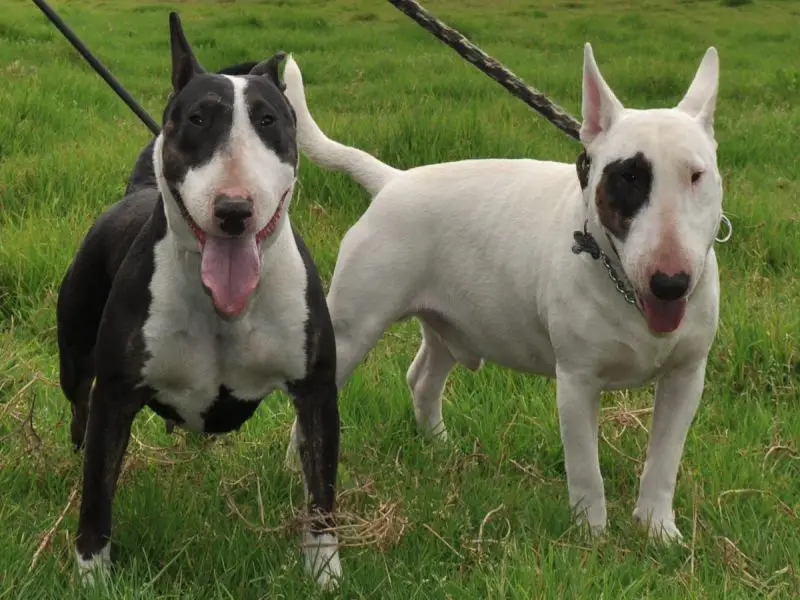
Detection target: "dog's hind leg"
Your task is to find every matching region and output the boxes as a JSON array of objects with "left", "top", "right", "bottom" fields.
[
  {"left": 406, "top": 320, "right": 456, "bottom": 440},
  {"left": 326, "top": 220, "right": 423, "bottom": 389},
  {"left": 61, "top": 361, "right": 93, "bottom": 452},
  {"left": 57, "top": 260, "right": 110, "bottom": 452}
]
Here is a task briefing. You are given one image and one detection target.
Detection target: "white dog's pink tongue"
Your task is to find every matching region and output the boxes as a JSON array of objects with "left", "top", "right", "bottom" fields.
[
  {"left": 641, "top": 297, "right": 687, "bottom": 334},
  {"left": 201, "top": 235, "right": 260, "bottom": 317}
]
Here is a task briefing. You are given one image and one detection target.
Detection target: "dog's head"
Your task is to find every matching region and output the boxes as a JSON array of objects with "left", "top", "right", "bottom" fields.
[
  {"left": 579, "top": 43, "right": 722, "bottom": 335},
  {"left": 153, "top": 12, "right": 297, "bottom": 318}
]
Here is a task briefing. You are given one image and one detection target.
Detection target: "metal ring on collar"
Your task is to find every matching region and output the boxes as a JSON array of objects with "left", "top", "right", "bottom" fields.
[{"left": 716, "top": 214, "right": 733, "bottom": 243}]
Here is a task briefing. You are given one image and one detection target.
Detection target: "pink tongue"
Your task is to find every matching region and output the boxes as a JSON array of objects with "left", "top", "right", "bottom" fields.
[
  {"left": 642, "top": 297, "right": 687, "bottom": 334},
  {"left": 200, "top": 235, "right": 260, "bottom": 317}
]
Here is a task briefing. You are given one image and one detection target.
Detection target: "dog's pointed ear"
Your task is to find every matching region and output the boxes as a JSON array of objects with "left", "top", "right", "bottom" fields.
[
  {"left": 169, "top": 12, "right": 205, "bottom": 93},
  {"left": 580, "top": 43, "right": 624, "bottom": 149},
  {"left": 249, "top": 52, "right": 288, "bottom": 91},
  {"left": 676, "top": 47, "right": 718, "bottom": 136}
]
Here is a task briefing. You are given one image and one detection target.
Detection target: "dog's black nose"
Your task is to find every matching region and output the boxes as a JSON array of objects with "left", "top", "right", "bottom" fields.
[
  {"left": 649, "top": 271, "right": 690, "bottom": 301},
  {"left": 214, "top": 195, "right": 253, "bottom": 236}
]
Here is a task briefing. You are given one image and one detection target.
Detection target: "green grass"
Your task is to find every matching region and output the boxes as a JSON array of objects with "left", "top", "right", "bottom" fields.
[{"left": 1, "top": 0, "right": 799, "bottom": 597}]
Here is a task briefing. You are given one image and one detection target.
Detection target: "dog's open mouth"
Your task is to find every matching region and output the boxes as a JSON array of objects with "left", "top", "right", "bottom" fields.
[
  {"left": 178, "top": 189, "right": 289, "bottom": 318},
  {"left": 637, "top": 294, "right": 687, "bottom": 334}
]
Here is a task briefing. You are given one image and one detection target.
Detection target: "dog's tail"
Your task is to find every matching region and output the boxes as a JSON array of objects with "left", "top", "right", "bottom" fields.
[{"left": 283, "top": 55, "right": 400, "bottom": 197}]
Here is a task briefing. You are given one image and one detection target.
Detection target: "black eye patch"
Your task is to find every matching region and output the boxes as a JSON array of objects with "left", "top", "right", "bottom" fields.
[
  {"left": 244, "top": 77, "right": 297, "bottom": 168},
  {"left": 160, "top": 75, "right": 235, "bottom": 184},
  {"left": 595, "top": 152, "right": 654, "bottom": 240}
]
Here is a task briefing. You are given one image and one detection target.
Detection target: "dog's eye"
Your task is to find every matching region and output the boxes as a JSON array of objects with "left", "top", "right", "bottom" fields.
[
  {"left": 259, "top": 115, "right": 275, "bottom": 128},
  {"left": 189, "top": 113, "right": 205, "bottom": 127},
  {"left": 691, "top": 171, "right": 703, "bottom": 184},
  {"left": 622, "top": 171, "right": 638, "bottom": 184}
]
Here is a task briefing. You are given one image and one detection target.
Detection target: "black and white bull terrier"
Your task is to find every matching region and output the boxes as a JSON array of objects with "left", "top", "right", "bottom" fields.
[
  {"left": 283, "top": 44, "right": 723, "bottom": 542},
  {"left": 56, "top": 13, "right": 341, "bottom": 589}
]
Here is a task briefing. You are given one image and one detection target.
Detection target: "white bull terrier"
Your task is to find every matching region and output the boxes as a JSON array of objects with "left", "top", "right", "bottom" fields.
[{"left": 284, "top": 43, "right": 722, "bottom": 540}]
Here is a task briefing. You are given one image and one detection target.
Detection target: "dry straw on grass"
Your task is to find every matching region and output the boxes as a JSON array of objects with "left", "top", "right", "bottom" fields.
[{"left": 220, "top": 472, "right": 409, "bottom": 551}]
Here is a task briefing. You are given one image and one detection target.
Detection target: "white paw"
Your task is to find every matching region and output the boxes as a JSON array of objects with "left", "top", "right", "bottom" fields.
[
  {"left": 76, "top": 543, "right": 111, "bottom": 586},
  {"left": 302, "top": 531, "right": 342, "bottom": 590},
  {"left": 573, "top": 500, "right": 607, "bottom": 538},
  {"left": 422, "top": 421, "right": 448, "bottom": 443},
  {"left": 576, "top": 515, "right": 607, "bottom": 538},
  {"left": 633, "top": 507, "right": 683, "bottom": 543}
]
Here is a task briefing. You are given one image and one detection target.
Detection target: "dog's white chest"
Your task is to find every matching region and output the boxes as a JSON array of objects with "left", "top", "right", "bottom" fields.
[{"left": 140, "top": 231, "right": 309, "bottom": 432}]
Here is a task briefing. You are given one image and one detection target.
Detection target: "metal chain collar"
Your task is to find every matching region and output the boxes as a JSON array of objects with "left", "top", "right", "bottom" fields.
[
  {"left": 571, "top": 226, "right": 639, "bottom": 307},
  {"left": 600, "top": 253, "right": 638, "bottom": 306}
]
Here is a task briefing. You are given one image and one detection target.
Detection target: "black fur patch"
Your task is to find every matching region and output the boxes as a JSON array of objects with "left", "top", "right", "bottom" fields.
[
  {"left": 244, "top": 76, "right": 298, "bottom": 168},
  {"left": 149, "top": 398, "right": 185, "bottom": 426},
  {"left": 161, "top": 75, "right": 236, "bottom": 184},
  {"left": 201, "top": 386, "right": 261, "bottom": 433},
  {"left": 596, "top": 152, "right": 654, "bottom": 240}
]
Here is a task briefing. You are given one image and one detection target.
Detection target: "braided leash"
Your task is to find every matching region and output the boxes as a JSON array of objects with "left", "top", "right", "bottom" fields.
[{"left": 387, "top": 0, "right": 581, "bottom": 141}]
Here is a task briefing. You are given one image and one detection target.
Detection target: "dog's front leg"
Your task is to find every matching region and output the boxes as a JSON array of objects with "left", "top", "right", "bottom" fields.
[
  {"left": 75, "top": 377, "right": 145, "bottom": 585},
  {"left": 556, "top": 369, "right": 606, "bottom": 535},
  {"left": 289, "top": 377, "right": 341, "bottom": 590},
  {"left": 634, "top": 360, "right": 706, "bottom": 542}
]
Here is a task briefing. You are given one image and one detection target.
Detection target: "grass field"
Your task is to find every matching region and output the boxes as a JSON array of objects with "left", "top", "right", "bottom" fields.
[{"left": 1, "top": 0, "right": 799, "bottom": 597}]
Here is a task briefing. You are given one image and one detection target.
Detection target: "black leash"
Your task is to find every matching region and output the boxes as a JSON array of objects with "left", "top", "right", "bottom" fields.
[{"left": 32, "top": 0, "right": 161, "bottom": 135}]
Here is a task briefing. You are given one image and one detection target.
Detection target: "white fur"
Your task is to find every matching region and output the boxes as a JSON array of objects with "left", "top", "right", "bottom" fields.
[
  {"left": 140, "top": 216, "right": 309, "bottom": 431},
  {"left": 77, "top": 542, "right": 110, "bottom": 586},
  {"left": 302, "top": 531, "right": 342, "bottom": 590},
  {"left": 284, "top": 46, "right": 722, "bottom": 540}
]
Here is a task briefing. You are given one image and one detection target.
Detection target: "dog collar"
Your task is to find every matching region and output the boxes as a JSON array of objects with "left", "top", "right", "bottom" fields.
[{"left": 572, "top": 222, "right": 639, "bottom": 308}]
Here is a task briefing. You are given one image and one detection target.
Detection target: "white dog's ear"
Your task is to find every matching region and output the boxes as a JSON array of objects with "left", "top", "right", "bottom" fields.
[
  {"left": 580, "top": 43, "right": 624, "bottom": 148},
  {"left": 677, "top": 47, "right": 718, "bottom": 136}
]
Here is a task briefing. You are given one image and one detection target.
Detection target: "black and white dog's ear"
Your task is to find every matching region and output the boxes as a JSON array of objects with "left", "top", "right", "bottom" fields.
[
  {"left": 169, "top": 12, "right": 205, "bottom": 92},
  {"left": 249, "top": 52, "right": 288, "bottom": 91}
]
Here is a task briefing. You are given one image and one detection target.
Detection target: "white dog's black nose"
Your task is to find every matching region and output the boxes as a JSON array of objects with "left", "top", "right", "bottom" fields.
[
  {"left": 214, "top": 195, "right": 253, "bottom": 236},
  {"left": 649, "top": 271, "right": 690, "bottom": 301}
]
